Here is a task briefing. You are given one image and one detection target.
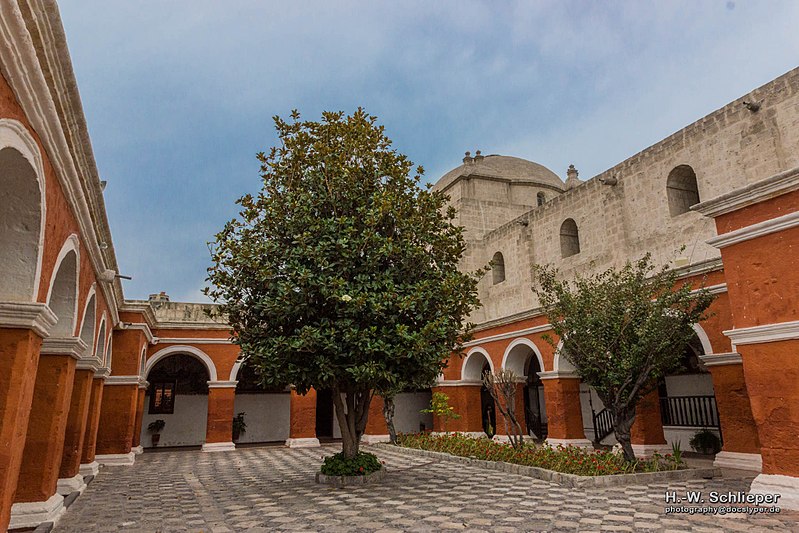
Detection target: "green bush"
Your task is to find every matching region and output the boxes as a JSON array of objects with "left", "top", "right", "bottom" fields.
[
  {"left": 397, "top": 432, "right": 684, "bottom": 476},
  {"left": 689, "top": 429, "right": 722, "bottom": 454},
  {"left": 320, "top": 452, "right": 383, "bottom": 476}
]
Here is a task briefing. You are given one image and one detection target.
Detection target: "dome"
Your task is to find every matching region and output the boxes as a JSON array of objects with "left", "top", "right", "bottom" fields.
[{"left": 434, "top": 153, "right": 564, "bottom": 192}]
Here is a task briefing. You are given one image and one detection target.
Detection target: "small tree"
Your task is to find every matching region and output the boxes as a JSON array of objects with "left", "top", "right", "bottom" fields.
[
  {"left": 421, "top": 392, "right": 461, "bottom": 433},
  {"left": 206, "top": 109, "right": 482, "bottom": 460},
  {"left": 482, "top": 370, "right": 524, "bottom": 449},
  {"left": 532, "top": 254, "right": 715, "bottom": 462}
]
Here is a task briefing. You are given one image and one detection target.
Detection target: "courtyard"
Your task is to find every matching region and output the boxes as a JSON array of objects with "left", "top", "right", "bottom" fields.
[{"left": 54, "top": 445, "right": 798, "bottom": 532}]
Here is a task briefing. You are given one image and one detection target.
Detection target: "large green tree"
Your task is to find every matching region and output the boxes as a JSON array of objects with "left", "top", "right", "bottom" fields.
[
  {"left": 532, "top": 255, "right": 715, "bottom": 462},
  {"left": 205, "top": 109, "right": 482, "bottom": 459}
]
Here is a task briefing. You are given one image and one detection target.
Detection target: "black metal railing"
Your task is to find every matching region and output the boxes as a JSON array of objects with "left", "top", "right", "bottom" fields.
[
  {"left": 659, "top": 395, "right": 720, "bottom": 429},
  {"left": 525, "top": 407, "right": 548, "bottom": 440},
  {"left": 592, "top": 407, "right": 614, "bottom": 443}
]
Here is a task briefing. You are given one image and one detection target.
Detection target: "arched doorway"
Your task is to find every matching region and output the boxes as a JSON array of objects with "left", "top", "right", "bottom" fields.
[
  {"left": 232, "top": 362, "right": 289, "bottom": 444},
  {"left": 316, "top": 389, "right": 335, "bottom": 441},
  {"left": 46, "top": 239, "right": 79, "bottom": 337},
  {"left": 503, "top": 340, "right": 547, "bottom": 440},
  {"left": 480, "top": 362, "right": 496, "bottom": 437},
  {"left": 142, "top": 353, "right": 210, "bottom": 448}
]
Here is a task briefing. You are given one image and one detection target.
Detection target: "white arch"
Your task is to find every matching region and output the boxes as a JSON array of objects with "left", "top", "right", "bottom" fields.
[
  {"left": 692, "top": 323, "right": 713, "bottom": 355},
  {"left": 77, "top": 285, "right": 97, "bottom": 357},
  {"left": 95, "top": 314, "right": 107, "bottom": 360},
  {"left": 501, "top": 338, "right": 545, "bottom": 376},
  {"left": 146, "top": 345, "right": 219, "bottom": 382},
  {"left": 552, "top": 339, "right": 577, "bottom": 372},
  {"left": 45, "top": 234, "right": 80, "bottom": 336},
  {"left": 461, "top": 347, "right": 494, "bottom": 381},
  {"left": 0, "top": 119, "right": 46, "bottom": 302},
  {"left": 229, "top": 354, "right": 248, "bottom": 381},
  {"left": 139, "top": 346, "right": 147, "bottom": 377},
  {"left": 104, "top": 335, "right": 113, "bottom": 369}
]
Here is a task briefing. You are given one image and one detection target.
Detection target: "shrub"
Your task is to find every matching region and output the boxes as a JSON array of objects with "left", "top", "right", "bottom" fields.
[
  {"left": 689, "top": 429, "right": 722, "bottom": 454},
  {"left": 397, "top": 432, "right": 684, "bottom": 476},
  {"left": 147, "top": 419, "right": 165, "bottom": 433},
  {"left": 320, "top": 451, "right": 383, "bottom": 476}
]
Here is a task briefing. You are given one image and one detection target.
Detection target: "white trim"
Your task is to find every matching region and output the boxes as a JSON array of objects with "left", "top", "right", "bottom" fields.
[
  {"left": 538, "top": 370, "right": 580, "bottom": 380},
  {"left": 461, "top": 347, "right": 494, "bottom": 381},
  {"left": 40, "top": 336, "right": 87, "bottom": 359},
  {"left": 146, "top": 345, "right": 219, "bottom": 381},
  {"left": 76, "top": 286, "right": 97, "bottom": 357},
  {"left": 202, "top": 442, "right": 236, "bottom": 452},
  {"left": 699, "top": 283, "right": 728, "bottom": 295},
  {"left": 229, "top": 356, "right": 246, "bottom": 381},
  {"left": 430, "top": 431, "right": 488, "bottom": 439},
  {"left": 9, "top": 493, "right": 64, "bottom": 530},
  {"left": 501, "top": 338, "right": 546, "bottom": 376},
  {"left": 707, "top": 210, "right": 799, "bottom": 249},
  {"left": 94, "top": 367, "right": 110, "bottom": 379},
  {"left": 207, "top": 380, "right": 238, "bottom": 389},
  {"left": 692, "top": 323, "right": 714, "bottom": 356},
  {"left": 713, "top": 451, "right": 762, "bottom": 471},
  {"left": 699, "top": 352, "right": 742, "bottom": 367},
  {"left": 285, "top": 437, "right": 321, "bottom": 448},
  {"left": 56, "top": 473, "right": 86, "bottom": 495},
  {"left": 76, "top": 357, "right": 101, "bottom": 372},
  {"left": 132, "top": 445, "right": 144, "bottom": 455},
  {"left": 0, "top": 119, "right": 46, "bottom": 304},
  {"left": 95, "top": 313, "right": 107, "bottom": 360},
  {"left": 750, "top": 473, "right": 799, "bottom": 511},
  {"left": 434, "top": 379, "right": 483, "bottom": 387},
  {"left": 464, "top": 323, "right": 551, "bottom": 348},
  {"left": 0, "top": 301, "right": 57, "bottom": 337},
  {"left": 79, "top": 461, "right": 99, "bottom": 477},
  {"left": 157, "top": 337, "right": 232, "bottom": 345},
  {"left": 693, "top": 166, "right": 799, "bottom": 218},
  {"left": 105, "top": 375, "right": 145, "bottom": 386},
  {"left": 631, "top": 443, "right": 672, "bottom": 458},
  {"left": 545, "top": 438, "right": 592, "bottom": 449},
  {"left": 45, "top": 234, "right": 81, "bottom": 336},
  {"left": 724, "top": 320, "right": 799, "bottom": 345},
  {"left": 362, "top": 434, "right": 391, "bottom": 444},
  {"left": 121, "top": 322, "right": 156, "bottom": 344},
  {"left": 96, "top": 452, "right": 135, "bottom": 466}
]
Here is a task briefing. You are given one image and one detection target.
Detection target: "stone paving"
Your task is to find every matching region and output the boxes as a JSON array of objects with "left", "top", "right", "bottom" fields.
[{"left": 54, "top": 444, "right": 799, "bottom": 532}]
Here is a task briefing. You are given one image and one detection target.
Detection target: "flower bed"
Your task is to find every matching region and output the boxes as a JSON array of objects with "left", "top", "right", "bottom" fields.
[
  {"left": 320, "top": 451, "right": 383, "bottom": 476},
  {"left": 397, "top": 433, "right": 683, "bottom": 476}
]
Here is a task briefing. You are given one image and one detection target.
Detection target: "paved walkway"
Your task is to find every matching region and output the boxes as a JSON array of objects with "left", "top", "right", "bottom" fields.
[{"left": 55, "top": 445, "right": 798, "bottom": 532}]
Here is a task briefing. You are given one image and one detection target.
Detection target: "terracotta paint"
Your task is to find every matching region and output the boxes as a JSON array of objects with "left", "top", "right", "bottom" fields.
[
  {"left": 80, "top": 378, "right": 104, "bottom": 464},
  {"left": 95, "top": 385, "right": 137, "bottom": 455},
  {"left": 288, "top": 388, "right": 317, "bottom": 439},
  {"left": 630, "top": 390, "right": 667, "bottom": 446},
  {"left": 541, "top": 378, "right": 584, "bottom": 440},
  {"left": 59, "top": 369, "right": 94, "bottom": 480},
  {"left": 205, "top": 387, "right": 236, "bottom": 444},
  {"left": 706, "top": 362, "right": 760, "bottom": 455}
]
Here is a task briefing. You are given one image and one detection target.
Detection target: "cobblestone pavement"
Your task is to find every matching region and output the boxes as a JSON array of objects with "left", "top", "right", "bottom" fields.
[{"left": 55, "top": 444, "right": 799, "bottom": 532}]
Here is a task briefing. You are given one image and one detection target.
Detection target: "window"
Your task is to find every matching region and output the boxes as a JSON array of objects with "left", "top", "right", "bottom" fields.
[
  {"left": 491, "top": 252, "right": 505, "bottom": 284},
  {"left": 149, "top": 381, "right": 176, "bottom": 414},
  {"left": 536, "top": 192, "right": 545, "bottom": 206},
  {"left": 560, "top": 218, "right": 580, "bottom": 258},
  {"left": 667, "top": 165, "right": 700, "bottom": 216}
]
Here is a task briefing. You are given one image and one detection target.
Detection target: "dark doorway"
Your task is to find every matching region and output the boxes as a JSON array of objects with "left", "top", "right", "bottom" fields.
[
  {"left": 524, "top": 356, "right": 547, "bottom": 440},
  {"left": 481, "top": 362, "right": 496, "bottom": 437},
  {"left": 316, "top": 389, "right": 335, "bottom": 440}
]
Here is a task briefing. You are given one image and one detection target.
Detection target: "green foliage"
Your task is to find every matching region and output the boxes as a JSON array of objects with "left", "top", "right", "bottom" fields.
[
  {"left": 397, "top": 433, "right": 684, "bottom": 475},
  {"left": 232, "top": 412, "right": 247, "bottom": 434},
  {"left": 320, "top": 452, "right": 383, "bottom": 476},
  {"left": 205, "top": 110, "right": 483, "bottom": 459},
  {"left": 147, "top": 419, "right": 165, "bottom": 433},
  {"left": 671, "top": 441, "right": 683, "bottom": 463},
  {"left": 689, "top": 429, "right": 722, "bottom": 454},
  {"left": 532, "top": 253, "right": 715, "bottom": 461},
  {"left": 420, "top": 392, "right": 461, "bottom": 432}
]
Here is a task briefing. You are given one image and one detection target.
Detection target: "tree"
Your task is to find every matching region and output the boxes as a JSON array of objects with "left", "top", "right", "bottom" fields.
[
  {"left": 205, "top": 109, "right": 483, "bottom": 460},
  {"left": 420, "top": 392, "right": 461, "bottom": 433},
  {"left": 532, "top": 254, "right": 715, "bottom": 462},
  {"left": 482, "top": 370, "right": 525, "bottom": 449}
]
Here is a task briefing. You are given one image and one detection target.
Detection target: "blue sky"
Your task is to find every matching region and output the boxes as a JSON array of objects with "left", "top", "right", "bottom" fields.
[{"left": 58, "top": 1, "right": 799, "bottom": 302}]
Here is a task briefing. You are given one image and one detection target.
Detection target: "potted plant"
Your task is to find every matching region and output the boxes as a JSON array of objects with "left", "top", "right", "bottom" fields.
[
  {"left": 232, "top": 412, "right": 247, "bottom": 443},
  {"left": 148, "top": 419, "right": 165, "bottom": 447},
  {"left": 689, "top": 428, "right": 722, "bottom": 455}
]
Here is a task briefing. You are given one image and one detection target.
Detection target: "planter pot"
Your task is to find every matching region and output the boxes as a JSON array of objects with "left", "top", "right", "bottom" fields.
[
  {"left": 315, "top": 467, "right": 386, "bottom": 488},
  {"left": 151, "top": 433, "right": 161, "bottom": 447},
  {"left": 232, "top": 430, "right": 241, "bottom": 443}
]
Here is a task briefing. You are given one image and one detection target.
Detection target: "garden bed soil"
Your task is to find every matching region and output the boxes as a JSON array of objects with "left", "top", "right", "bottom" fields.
[
  {"left": 383, "top": 444, "right": 721, "bottom": 488},
  {"left": 315, "top": 467, "right": 387, "bottom": 488}
]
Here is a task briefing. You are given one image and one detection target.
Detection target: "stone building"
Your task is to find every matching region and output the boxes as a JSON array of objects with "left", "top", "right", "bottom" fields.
[{"left": 0, "top": 1, "right": 797, "bottom": 530}]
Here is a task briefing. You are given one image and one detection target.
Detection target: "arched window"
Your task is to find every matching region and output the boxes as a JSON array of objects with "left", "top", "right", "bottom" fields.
[
  {"left": 667, "top": 165, "right": 700, "bottom": 216},
  {"left": 491, "top": 252, "right": 505, "bottom": 284},
  {"left": 560, "top": 219, "right": 580, "bottom": 258},
  {"left": 536, "top": 192, "right": 545, "bottom": 206}
]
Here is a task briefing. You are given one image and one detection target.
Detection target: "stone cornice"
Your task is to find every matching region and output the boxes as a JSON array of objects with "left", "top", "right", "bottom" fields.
[
  {"left": 119, "top": 301, "right": 157, "bottom": 327},
  {"left": 0, "top": 302, "right": 57, "bottom": 338},
  {"left": 207, "top": 380, "right": 238, "bottom": 389},
  {"left": 434, "top": 379, "right": 482, "bottom": 387},
  {"left": 40, "top": 336, "right": 86, "bottom": 358},
  {"left": 105, "top": 375, "right": 147, "bottom": 386},
  {"left": 75, "top": 357, "right": 100, "bottom": 373},
  {"left": 692, "top": 166, "right": 799, "bottom": 218},
  {"left": 699, "top": 352, "right": 742, "bottom": 367},
  {"left": 119, "top": 322, "right": 156, "bottom": 344},
  {"left": 706, "top": 211, "right": 799, "bottom": 249},
  {"left": 93, "top": 367, "right": 110, "bottom": 379},
  {"left": 724, "top": 320, "right": 799, "bottom": 346},
  {"left": 465, "top": 323, "right": 552, "bottom": 347},
  {"left": 538, "top": 370, "right": 580, "bottom": 380},
  {"left": 0, "top": 2, "right": 122, "bottom": 324},
  {"left": 154, "top": 337, "right": 233, "bottom": 345}
]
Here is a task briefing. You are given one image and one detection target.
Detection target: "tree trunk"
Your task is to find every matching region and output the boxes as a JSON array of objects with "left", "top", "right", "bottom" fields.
[
  {"left": 612, "top": 407, "right": 637, "bottom": 463},
  {"left": 383, "top": 395, "right": 397, "bottom": 444},
  {"left": 332, "top": 386, "right": 372, "bottom": 459}
]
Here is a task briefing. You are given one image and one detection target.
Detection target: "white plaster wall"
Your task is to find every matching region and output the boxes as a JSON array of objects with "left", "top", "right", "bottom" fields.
[
  {"left": 664, "top": 426, "right": 721, "bottom": 451},
  {"left": 142, "top": 394, "right": 207, "bottom": 447},
  {"left": 233, "top": 393, "right": 290, "bottom": 443},
  {"left": 664, "top": 374, "right": 715, "bottom": 396},
  {"left": 393, "top": 392, "right": 434, "bottom": 433}
]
